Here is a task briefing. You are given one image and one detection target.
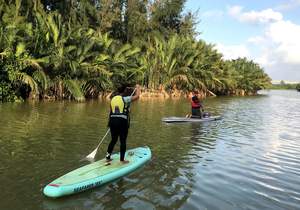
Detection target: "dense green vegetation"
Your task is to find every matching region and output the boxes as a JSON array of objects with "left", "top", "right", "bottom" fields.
[{"left": 0, "top": 0, "right": 271, "bottom": 102}]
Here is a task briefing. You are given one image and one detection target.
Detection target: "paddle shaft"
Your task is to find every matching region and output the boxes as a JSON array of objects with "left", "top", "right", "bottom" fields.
[{"left": 94, "top": 128, "right": 110, "bottom": 151}]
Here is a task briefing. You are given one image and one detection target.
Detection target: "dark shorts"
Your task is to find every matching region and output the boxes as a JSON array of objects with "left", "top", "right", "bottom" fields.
[{"left": 191, "top": 108, "right": 202, "bottom": 118}]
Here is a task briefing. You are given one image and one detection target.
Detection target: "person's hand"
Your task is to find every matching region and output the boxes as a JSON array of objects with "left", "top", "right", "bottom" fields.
[
  {"left": 135, "top": 84, "right": 141, "bottom": 90},
  {"left": 131, "top": 84, "right": 141, "bottom": 101}
]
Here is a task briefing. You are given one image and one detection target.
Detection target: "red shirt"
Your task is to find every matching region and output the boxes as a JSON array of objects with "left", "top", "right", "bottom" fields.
[{"left": 191, "top": 96, "right": 202, "bottom": 108}]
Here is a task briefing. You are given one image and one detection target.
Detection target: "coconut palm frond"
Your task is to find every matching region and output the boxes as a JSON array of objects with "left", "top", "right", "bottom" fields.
[
  {"left": 33, "top": 70, "right": 48, "bottom": 91},
  {"left": 15, "top": 42, "right": 26, "bottom": 57},
  {"left": 63, "top": 79, "right": 85, "bottom": 102},
  {"left": 82, "top": 77, "right": 111, "bottom": 97},
  {"left": 114, "top": 44, "right": 132, "bottom": 59},
  {"left": 16, "top": 72, "right": 39, "bottom": 95}
]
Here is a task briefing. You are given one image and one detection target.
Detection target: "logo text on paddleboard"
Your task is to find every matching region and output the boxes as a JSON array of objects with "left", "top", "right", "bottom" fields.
[{"left": 74, "top": 181, "right": 102, "bottom": 193}]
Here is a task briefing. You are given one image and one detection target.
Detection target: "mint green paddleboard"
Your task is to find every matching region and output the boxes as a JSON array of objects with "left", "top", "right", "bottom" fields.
[{"left": 43, "top": 146, "right": 151, "bottom": 198}]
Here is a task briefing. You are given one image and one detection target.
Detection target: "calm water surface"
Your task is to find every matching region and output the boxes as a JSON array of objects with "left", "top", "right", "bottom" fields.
[{"left": 0, "top": 90, "right": 300, "bottom": 210}]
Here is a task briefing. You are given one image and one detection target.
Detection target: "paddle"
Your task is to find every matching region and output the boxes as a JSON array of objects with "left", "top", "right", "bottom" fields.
[
  {"left": 86, "top": 129, "right": 110, "bottom": 160},
  {"left": 85, "top": 87, "right": 137, "bottom": 160}
]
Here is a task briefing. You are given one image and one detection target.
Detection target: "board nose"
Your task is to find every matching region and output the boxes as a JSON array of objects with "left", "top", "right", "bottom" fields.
[{"left": 43, "top": 184, "right": 63, "bottom": 198}]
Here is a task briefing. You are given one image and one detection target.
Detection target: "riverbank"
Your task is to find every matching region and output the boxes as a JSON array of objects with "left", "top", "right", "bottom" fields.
[
  {"left": 139, "top": 89, "right": 258, "bottom": 99},
  {"left": 4, "top": 88, "right": 261, "bottom": 102},
  {"left": 270, "top": 83, "right": 300, "bottom": 90},
  {"left": 96, "top": 88, "right": 258, "bottom": 101}
]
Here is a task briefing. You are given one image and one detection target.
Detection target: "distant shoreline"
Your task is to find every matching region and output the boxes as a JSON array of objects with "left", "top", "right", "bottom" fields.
[{"left": 270, "top": 83, "right": 300, "bottom": 90}]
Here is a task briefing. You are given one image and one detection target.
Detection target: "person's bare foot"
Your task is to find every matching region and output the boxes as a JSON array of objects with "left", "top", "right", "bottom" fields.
[{"left": 120, "top": 160, "right": 129, "bottom": 164}]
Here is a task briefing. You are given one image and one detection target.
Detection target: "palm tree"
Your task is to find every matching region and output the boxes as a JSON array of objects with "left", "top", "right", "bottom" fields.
[
  {"left": 0, "top": 0, "right": 49, "bottom": 100},
  {"left": 0, "top": 0, "right": 273, "bottom": 101},
  {"left": 230, "top": 58, "right": 271, "bottom": 94},
  {"left": 93, "top": 33, "right": 142, "bottom": 88}
]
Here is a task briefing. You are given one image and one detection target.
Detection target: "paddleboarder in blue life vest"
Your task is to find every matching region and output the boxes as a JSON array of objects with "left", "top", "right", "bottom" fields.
[{"left": 106, "top": 84, "right": 141, "bottom": 164}]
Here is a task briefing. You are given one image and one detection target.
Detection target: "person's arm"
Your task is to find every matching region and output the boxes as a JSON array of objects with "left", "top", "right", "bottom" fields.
[
  {"left": 131, "top": 85, "right": 141, "bottom": 102},
  {"left": 200, "top": 102, "right": 204, "bottom": 112}
]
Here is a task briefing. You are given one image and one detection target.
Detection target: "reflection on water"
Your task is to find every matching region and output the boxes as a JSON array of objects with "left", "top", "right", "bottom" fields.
[{"left": 0, "top": 90, "right": 300, "bottom": 210}]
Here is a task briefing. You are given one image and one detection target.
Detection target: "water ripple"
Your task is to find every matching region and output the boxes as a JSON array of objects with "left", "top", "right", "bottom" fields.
[{"left": 1, "top": 90, "right": 300, "bottom": 210}]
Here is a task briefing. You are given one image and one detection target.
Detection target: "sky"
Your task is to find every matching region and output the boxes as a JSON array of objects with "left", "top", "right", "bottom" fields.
[{"left": 184, "top": 0, "right": 300, "bottom": 82}]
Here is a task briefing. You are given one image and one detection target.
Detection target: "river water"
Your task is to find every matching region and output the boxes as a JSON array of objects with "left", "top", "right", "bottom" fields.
[{"left": 0, "top": 90, "right": 299, "bottom": 210}]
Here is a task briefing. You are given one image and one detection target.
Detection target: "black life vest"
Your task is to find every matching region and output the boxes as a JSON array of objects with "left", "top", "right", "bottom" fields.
[{"left": 110, "top": 95, "right": 130, "bottom": 119}]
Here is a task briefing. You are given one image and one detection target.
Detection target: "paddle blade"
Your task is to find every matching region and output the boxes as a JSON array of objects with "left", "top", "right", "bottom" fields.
[{"left": 86, "top": 148, "right": 98, "bottom": 160}]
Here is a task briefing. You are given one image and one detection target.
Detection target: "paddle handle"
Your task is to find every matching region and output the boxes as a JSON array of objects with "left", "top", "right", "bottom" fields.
[{"left": 131, "top": 87, "right": 137, "bottom": 96}]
